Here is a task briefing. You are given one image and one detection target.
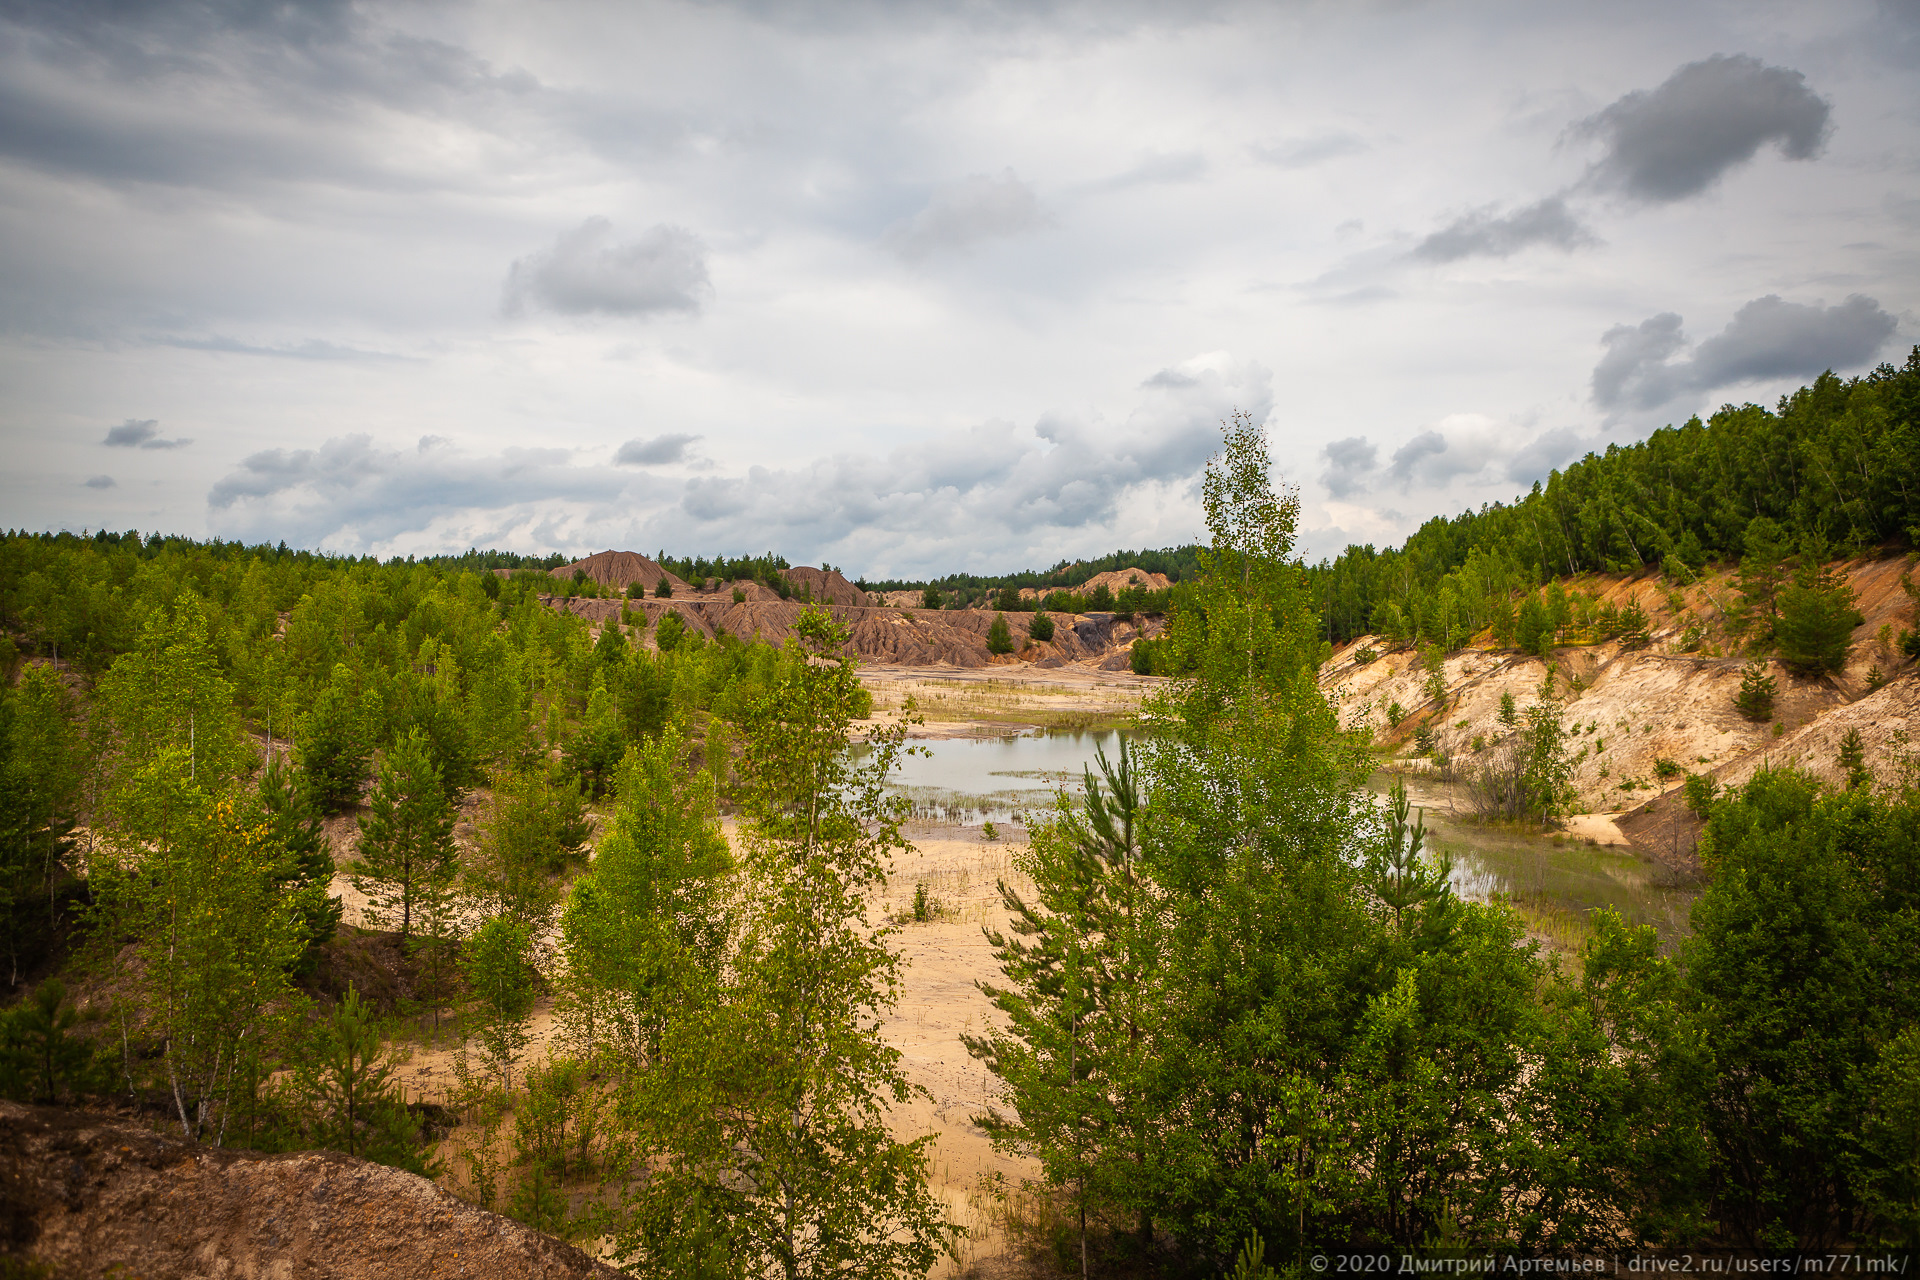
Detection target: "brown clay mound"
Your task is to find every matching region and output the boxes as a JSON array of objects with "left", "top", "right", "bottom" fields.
[
  {"left": 781, "top": 566, "right": 871, "bottom": 606},
  {"left": 552, "top": 549, "right": 690, "bottom": 595},
  {"left": 0, "top": 1101, "right": 618, "bottom": 1279}
]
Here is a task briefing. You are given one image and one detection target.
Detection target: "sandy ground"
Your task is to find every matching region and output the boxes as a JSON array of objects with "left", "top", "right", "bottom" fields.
[{"left": 855, "top": 661, "right": 1156, "bottom": 739}]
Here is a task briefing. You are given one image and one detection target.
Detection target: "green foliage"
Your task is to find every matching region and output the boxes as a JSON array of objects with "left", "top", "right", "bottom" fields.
[
  {"left": 255, "top": 755, "right": 342, "bottom": 974},
  {"left": 1683, "top": 773, "right": 1720, "bottom": 818},
  {"left": 920, "top": 585, "right": 942, "bottom": 609},
  {"left": 731, "top": 587, "right": 746, "bottom": 604},
  {"left": 654, "top": 609, "right": 686, "bottom": 652},
  {"left": 654, "top": 577, "right": 672, "bottom": 598},
  {"left": 1774, "top": 556, "right": 1864, "bottom": 676},
  {"left": 1309, "top": 353, "right": 1920, "bottom": 644},
  {"left": 1735, "top": 661, "right": 1777, "bottom": 722},
  {"left": 1386, "top": 699, "right": 1406, "bottom": 727},
  {"left": 286, "top": 983, "right": 437, "bottom": 1174},
  {"left": 295, "top": 663, "right": 375, "bottom": 811},
  {"left": 0, "top": 664, "right": 83, "bottom": 991},
  {"left": 88, "top": 768, "right": 305, "bottom": 1142},
  {"left": 0, "top": 979, "right": 104, "bottom": 1104},
  {"left": 1687, "top": 772, "right": 1920, "bottom": 1247},
  {"left": 468, "top": 767, "right": 587, "bottom": 930},
  {"left": 1618, "top": 599, "right": 1651, "bottom": 650},
  {"left": 348, "top": 728, "right": 458, "bottom": 944},
  {"left": 1499, "top": 689, "right": 1517, "bottom": 726},
  {"left": 1839, "top": 728, "right": 1870, "bottom": 790},
  {"left": 1029, "top": 610, "right": 1055, "bottom": 643},
  {"left": 464, "top": 916, "right": 537, "bottom": 1093},
  {"left": 615, "top": 608, "right": 954, "bottom": 1280},
  {"left": 987, "top": 611, "right": 1015, "bottom": 655}
]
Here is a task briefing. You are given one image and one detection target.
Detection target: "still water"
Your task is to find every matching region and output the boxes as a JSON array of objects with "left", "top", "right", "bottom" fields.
[{"left": 868, "top": 731, "right": 1694, "bottom": 941}]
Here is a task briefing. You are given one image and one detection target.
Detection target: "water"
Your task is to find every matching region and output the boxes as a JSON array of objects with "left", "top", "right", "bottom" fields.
[
  {"left": 866, "top": 731, "right": 1696, "bottom": 943},
  {"left": 1375, "top": 772, "right": 1696, "bottom": 944},
  {"left": 866, "top": 729, "right": 1129, "bottom": 825}
]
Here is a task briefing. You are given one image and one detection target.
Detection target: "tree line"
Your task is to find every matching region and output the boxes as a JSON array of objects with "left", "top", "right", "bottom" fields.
[{"left": 1309, "top": 348, "right": 1920, "bottom": 646}]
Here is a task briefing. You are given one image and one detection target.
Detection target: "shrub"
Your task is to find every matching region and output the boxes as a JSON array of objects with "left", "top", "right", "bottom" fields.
[
  {"left": 1387, "top": 700, "right": 1406, "bottom": 728},
  {"left": 1866, "top": 666, "right": 1885, "bottom": 691},
  {"left": 1412, "top": 723, "right": 1435, "bottom": 755},
  {"left": 1838, "top": 728, "right": 1870, "bottom": 790},
  {"left": 1028, "top": 611, "right": 1054, "bottom": 643},
  {"left": 1130, "top": 639, "right": 1156, "bottom": 675},
  {"left": 921, "top": 586, "right": 942, "bottom": 610},
  {"left": 1654, "top": 757, "right": 1682, "bottom": 781},
  {"left": 1352, "top": 645, "right": 1379, "bottom": 666},
  {"left": 625, "top": 581, "right": 644, "bottom": 599},
  {"left": 654, "top": 577, "right": 672, "bottom": 599},
  {"left": 986, "top": 613, "right": 1014, "bottom": 655},
  {"left": 1499, "top": 690, "right": 1517, "bottom": 726},
  {"left": 732, "top": 588, "right": 746, "bottom": 604},
  {"left": 1735, "top": 661, "right": 1776, "bottom": 722},
  {"left": 1683, "top": 772, "right": 1719, "bottom": 817},
  {"left": 1618, "top": 600, "right": 1651, "bottom": 650},
  {"left": 1088, "top": 584, "right": 1114, "bottom": 611}
]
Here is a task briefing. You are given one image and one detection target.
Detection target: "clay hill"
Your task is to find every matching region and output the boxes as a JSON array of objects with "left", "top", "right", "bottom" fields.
[
  {"left": 541, "top": 552, "right": 1172, "bottom": 670},
  {"left": 1322, "top": 553, "right": 1920, "bottom": 870},
  {"left": 0, "top": 1101, "right": 617, "bottom": 1279}
]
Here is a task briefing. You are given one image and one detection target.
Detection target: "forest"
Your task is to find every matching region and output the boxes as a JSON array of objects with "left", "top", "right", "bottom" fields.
[
  {"left": 1306, "top": 347, "right": 1920, "bottom": 647},
  {"left": 0, "top": 386, "right": 1917, "bottom": 1270}
]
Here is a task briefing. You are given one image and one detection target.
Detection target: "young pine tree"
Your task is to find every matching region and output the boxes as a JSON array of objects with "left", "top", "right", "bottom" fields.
[
  {"left": 987, "top": 611, "right": 1015, "bottom": 655},
  {"left": 349, "top": 729, "right": 458, "bottom": 946}
]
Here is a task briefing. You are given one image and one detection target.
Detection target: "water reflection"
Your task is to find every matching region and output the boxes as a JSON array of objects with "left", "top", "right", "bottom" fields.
[{"left": 859, "top": 729, "right": 1129, "bottom": 825}]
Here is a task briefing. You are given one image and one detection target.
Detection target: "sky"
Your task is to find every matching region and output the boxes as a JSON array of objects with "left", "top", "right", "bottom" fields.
[{"left": 2, "top": 0, "right": 1916, "bottom": 578}]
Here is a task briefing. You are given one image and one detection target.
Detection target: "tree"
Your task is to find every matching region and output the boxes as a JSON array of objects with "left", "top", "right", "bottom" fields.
[
  {"left": 348, "top": 729, "right": 458, "bottom": 945},
  {"left": 1774, "top": 558, "right": 1863, "bottom": 676},
  {"left": 618, "top": 607, "right": 953, "bottom": 1280},
  {"left": 921, "top": 586, "right": 942, "bottom": 610},
  {"left": 0, "top": 978, "right": 103, "bottom": 1104},
  {"left": 1686, "top": 772, "right": 1920, "bottom": 1248},
  {"left": 468, "top": 766, "right": 588, "bottom": 930},
  {"left": 1515, "top": 593, "right": 1552, "bottom": 656},
  {"left": 968, "top": 742, "right": 1162, "bottom": 1275},
  {"left": 0, "top": 664, "right": 83, "bottom": 990},
  {"left": 987, "top": 612, "right": 1015, "bottom": 655},
  {"left": 88, "top": 760, "right": 305, "bottom": 1143},
  {"left": 464, "top": 915, "right": 537, "bottom": 1094},
  {"left": 255, "top": 755, "right": 343, "bottom": 975},
  {"left": 1734, "top": 517, "right": 1791, "bottom": 637},
  {"left": 655, "top": 610, "right": 687, "bottom": 653},
  {"left": 288, "top": 982, "right": 437, "bottom": 1174},
  {"left": 655, "top": 577, "right": 673, "bottom": 598},
  {"left": 1088, "top": 583, "right": 1115, "bottom": 612},
  {"left": 297, "top": 662, "right": 375, "bottom": 813},
  {"left": 1735, "top": 661, "right": 1776, "bottom": 722},
  {"left": 1838, "top": 729, "right": 1870, "bottom": 791},
  {"left": 1030, "top": 610, "right": 1055, "bottom": 643}
]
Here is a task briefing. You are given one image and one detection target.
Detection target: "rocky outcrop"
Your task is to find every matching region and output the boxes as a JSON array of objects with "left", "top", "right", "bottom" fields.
[{"left": 0, "top": 1101, "right": 617, "bottom": 1279}]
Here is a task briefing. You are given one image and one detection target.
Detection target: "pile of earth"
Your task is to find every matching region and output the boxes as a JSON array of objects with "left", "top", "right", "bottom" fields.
[{"left": 0, "top": 1100, "right": 616, "bottom": 1279}]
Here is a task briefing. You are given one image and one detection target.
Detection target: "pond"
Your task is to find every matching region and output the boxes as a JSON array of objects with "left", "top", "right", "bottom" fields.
[{"left": 868, "top": 731, "right": 1695, "bottom": 944}]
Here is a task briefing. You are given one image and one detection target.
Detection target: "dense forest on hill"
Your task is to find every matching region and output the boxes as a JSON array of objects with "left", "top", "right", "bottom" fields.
[
  {"left": 1309, "top": 347, "right": 1920, "bottom": 645},
  {"left": 860, "top": 543, "right": 1204, "bottom": 603}
]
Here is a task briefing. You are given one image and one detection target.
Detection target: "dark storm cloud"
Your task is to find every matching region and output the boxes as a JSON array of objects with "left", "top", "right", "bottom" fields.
[
  {"left": 882, "top": 171, "right": 1051, "bottom": 261},
  {"left": 503, "top": 219, "right": 712, "bottom": 318},
  {"left": 1577, "top": 55, "right": 1831, "bottom": 203},
  {"left": 1414, "top": 197, "right": 1597, "bottom": 262},
  {"left": 0, "top": 0, "right": 538, "bottom": 194},
  {"left": 1384, "top": 430, "right": 1448, "bottom": 489},
  {"left": 614, "top": 433, "right": 700, "bottom": 466},
  {"left": 1319, "top": 436, "right": 1378, "bottom": 497},
  {"left": 103, "top": 418, "right": 191, "bottom": 449},
  {"left": 1593, "top": 294, "right": 1897, "bottom": 410}
]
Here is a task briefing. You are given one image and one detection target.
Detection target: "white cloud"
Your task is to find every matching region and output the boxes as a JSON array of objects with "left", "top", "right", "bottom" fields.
[
  {"left": 504, "top": 218, "right": 712, "bottom": 318},
  {"left": 882, "top": 171, "right": 1052, "bottom": 262}
]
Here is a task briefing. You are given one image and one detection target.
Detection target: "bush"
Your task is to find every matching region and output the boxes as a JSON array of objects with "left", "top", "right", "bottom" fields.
[
  {"left": 1129, "top": 638, "right": 1155, "bottom": 674},
  {"left": 1619, "top": 600, "right": 1651, "bottom": 650},
  {"left": 1683, "top": 772, "right": 1720, "bottom": 817},
  {"left": 1412, "top": 723, "right": 1435, "bottom": 755},
  {"left": 626, "top": 581, "right": 644, "bottom": 599},
  {"left": 1654, "top": 757, "right": 1682, "bottom": 781},
  {"left": 1735, "top": 661, "right": 1776, "bottom": 722},
  {"left": 986, "top": 613, "right": 1014, "bottom": 655},
  {"left": 1088, "top": 584, "right": 1114, "bottom": 612},
  {"left": 1352, "top": 645, "right": 1379, "bottom": 666},
  {"left": 1386, "top": 700, "right": 1406, "bottom": 727},
  {"left": 1028, "top": 611, "right": 1054, "bottom": 643},
  {"left": 654, "top": 577, "right": 672, "bottom": 598},
  {"left": 921, "top": 586, "right": 942, "bottom": 610},
  {"left": 731, "top": 588, "right": 746, "bottom": 604}
]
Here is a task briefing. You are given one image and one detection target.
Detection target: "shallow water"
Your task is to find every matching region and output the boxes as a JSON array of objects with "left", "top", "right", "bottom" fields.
[
  {"left": 862, "top": 729, "right": 1130, "bottom": 824},
  {"left": 1381, "top": 772, "right": 1696, "bottom": 944},
  {"left": 865, "top": 732, "right": 1695, "bottom": 942}
]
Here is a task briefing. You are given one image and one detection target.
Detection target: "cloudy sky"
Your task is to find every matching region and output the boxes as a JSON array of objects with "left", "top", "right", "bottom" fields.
[{"left": 3, "top": 0, "right": 1916, "bottom": 577}]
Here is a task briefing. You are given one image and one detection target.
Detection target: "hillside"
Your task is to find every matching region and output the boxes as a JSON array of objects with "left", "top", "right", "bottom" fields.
[{"left": 1324, "top": 552, "right": 1920, "bottom": 867}]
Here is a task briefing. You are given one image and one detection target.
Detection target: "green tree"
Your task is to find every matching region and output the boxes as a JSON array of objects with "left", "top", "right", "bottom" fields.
[
  {"left": 0, "top": 664, "right": 84, "bottom": 990},
  {"left": 348, "top": 729, "right": 458, "bottom": 945},
  {"left": 1088, "top": 583, "right": 1115, "bottom": 612},
  {"left": 1839, "top": 728, "right": 1870, "bottom": 791},
  {"left": 655, "top": 577, "right": 673, "bottom": 598},
  {"left": 255, "top": 755, "right": 343, "bottom": 974},
  {"left": 562, "top": 672, "right": 626, "bottom": 797},
  {"left": 463, "top": 916, "right": 538, "bottom": 1094},
  {"left": 655, "top": 610, "right": 687, "bottom": 652},
  {"left": 1774, "top": 558, "right": 1863, "bottom": 676},
  {"left": 1686, "top": 772, "right": 1920, "bottom": 1248},
  {"left": 1734, "top": 517, "right": 1792, "bottom": 637},
  {"left": 1514, "top": 593, "right": 1552, "bottom": 656},
  {"left": 288, "top": 983, "right": 437, "bottom": 1174},
  {"left": 1029, "top": 610, "right": 1055, "bottom": 643},
  {"left": 0, "top": 978, "right": 103, "bottom": 1104},
  {"left": 98, "top": 592, "right": 249, "bottom": 801},
  {"left": 920, "top": 585, "right": 942, "bottom": 610},
  {"left": 619, "top": 608, "right": 953, "bottom": 1280},
  {"left": 297, "top": 662, "right": 376, "bottom": 813},
  {"left": 88, "top": 761, "right": 304, "bottom": 1143},
  {"left": 987, "top": 611, "right": 1015, "bottom": 655},
  {"left": 468, "top": 766, "right": 588, "bottom": 930},
  {"left": 1735, "top": 661, "right": 1777, "bottom": 722}
]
